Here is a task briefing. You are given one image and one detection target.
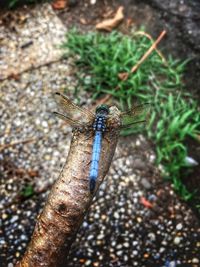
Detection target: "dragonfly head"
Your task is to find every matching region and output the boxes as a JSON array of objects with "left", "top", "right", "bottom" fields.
[{"left": 95, "top": 104, "right": 109, "bottom": 116}]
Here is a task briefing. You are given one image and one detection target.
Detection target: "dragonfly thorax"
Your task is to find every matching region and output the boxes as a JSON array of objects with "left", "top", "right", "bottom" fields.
[{"left": 93, "top": 105, "right": 109, "bottom": 132}]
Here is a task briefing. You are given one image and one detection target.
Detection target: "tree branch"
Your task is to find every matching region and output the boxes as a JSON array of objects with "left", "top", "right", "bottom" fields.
[{"left": 16, "top": 106, "right": 121, "bottom": 267}]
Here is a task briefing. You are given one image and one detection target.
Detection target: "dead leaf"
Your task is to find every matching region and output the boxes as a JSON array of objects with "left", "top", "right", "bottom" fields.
[
  {"left": 52, "top": 0, "right": 68, "bottom": 10},
  {"left": 80, "top": 18, "right": 88, "bottom": 25},
  {"left": 126, "top": 18, "right": 134, "bottom": 28},
  {"left": 96, "top": 6, "right": 124, "bottom": 31},
  {"left": 140, "top": 196, "right": 153, "bottom": 209},
  {"left": 118, "top": 72, "right": 128, "bottom": 81}
]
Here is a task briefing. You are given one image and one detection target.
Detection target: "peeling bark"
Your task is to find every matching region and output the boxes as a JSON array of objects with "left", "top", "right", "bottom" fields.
[{"left": 16, "top": 106, "right": 121, "bottom": 267}]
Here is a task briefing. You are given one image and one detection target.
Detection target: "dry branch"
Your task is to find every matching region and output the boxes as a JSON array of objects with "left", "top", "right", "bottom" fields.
[
  {"left": 0, "top": 137, "right": 37, "bottom": 153},
  {"left": 118, "top": 30, "right": 167, "bottom": 81},
  {"left": 16, "top": 106, "right": 121, "bottom": 267}
]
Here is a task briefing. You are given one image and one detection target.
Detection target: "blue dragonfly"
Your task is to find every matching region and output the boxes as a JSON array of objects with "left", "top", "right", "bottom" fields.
[{"left": 54, "top": 92, "right": 150, "bottom": 193}]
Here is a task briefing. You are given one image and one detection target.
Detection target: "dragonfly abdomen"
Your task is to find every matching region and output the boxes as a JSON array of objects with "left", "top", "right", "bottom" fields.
[{"left": 89, "top": 130, "right": 102, "bottom": 193}]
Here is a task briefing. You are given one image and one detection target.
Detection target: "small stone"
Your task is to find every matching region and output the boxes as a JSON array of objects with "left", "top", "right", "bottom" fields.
[
  {"left": 20, "top": 235, "right": 27, "bottom": 241},
  {"left": 148, "top": 232, "right": 156, "bottom": 241},
  {"left": 116, "top": 250, "right": 123, "bottom": 256},
  {"left": 132, "top": 250, "right": 138, "bottom": 256},
  {"left": 176, "top": 223, "right": 183, "bottom": 231},
  {"left": 111, "top": 241, "right": 116, "bottom": 247},
  {"left": 85, "top": 260, "right": 92, "bottom": 266},
  {"left": 159, "top": 247, "right": 165, "bottom": 253},
  {"left": 173, "top": 236, "right": 181, "bottom": 245},
  {"left": 123, "top": 242, "right": 129, "bottom": 248},
  {"left": 140, "top": 178, "right": 151, "bottom": 189},
  {"left": 192, "top": 258, "right": 199, "bottom": 264},
  {"left": 97, "top": 234, "right": 104, "bottom": 240},
  {"left": 42, "top": 121, "right": 48, "bottom": 128},
  {"left": 15, "top": 251, "right": 20, "bottom": 257},
  {"left": 87, "top": 235, "right": 94, "bottom": 241},
  {"left": 10, "top": 215, "right": 19, "bottom": 223},
  {"left": 124, "top": 255, "right": 128, "bottom": 261},
  {"left": 136, "top": 217, "right": 142, "bottom": 223},
  {"left": 2, "top": 213, "right": 8, "bottom": 220},
  {"left": 132, "top": 241, "right": 138, "bottom": 246},
  {"left": 113, "top": 211, "right": 120, "bottom": 220},
  {"left": 116, "top": 244, "right": 122, "bottom": 250}
]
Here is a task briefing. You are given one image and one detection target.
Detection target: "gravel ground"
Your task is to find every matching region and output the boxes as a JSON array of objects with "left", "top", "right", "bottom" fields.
[{"left": 0, "top": 1, "right": 200, "bottom": 267}]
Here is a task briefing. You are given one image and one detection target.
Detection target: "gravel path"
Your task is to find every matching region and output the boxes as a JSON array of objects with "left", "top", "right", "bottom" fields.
[{"left": 0, "top": 2, "right": 200, "bottom": 267}]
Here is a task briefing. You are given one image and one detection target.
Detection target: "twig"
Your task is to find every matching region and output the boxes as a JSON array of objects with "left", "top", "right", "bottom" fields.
[
  {"left": 0, "top": 137, "right": 37, "bottom": 152},
  {"left": 118, "top": 30, "right": 167, "bottom": 81},
  {"left": 134, "top": 31, "right": 167, "bottom": 64}
]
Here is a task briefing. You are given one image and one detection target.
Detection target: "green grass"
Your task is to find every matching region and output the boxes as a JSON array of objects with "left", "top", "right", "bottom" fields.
[
  {"left": 20, "top": 184, "right": 34, "bottom": 198},
  {"left": 62, "top": 29, "right": 200, "bottom": 205}
]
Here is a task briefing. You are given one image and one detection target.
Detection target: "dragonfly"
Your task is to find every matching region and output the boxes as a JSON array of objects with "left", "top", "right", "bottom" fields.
[{"left": 54, "top": 92, "right": 150, "bottom": 193}]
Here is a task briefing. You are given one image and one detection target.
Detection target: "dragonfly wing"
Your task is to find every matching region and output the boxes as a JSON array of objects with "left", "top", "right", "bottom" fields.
[
  {"left": 54, "top": 92, "right": 95, "bottom": 124},
  {"left": 53, "top": 112, "right": 86, "bottom": 127},
  {"left": 120, "top": 103, "right": 151, "bottom": 129},
  {"left": 106, "top": 103, "right": 150, "bottom": 129}
]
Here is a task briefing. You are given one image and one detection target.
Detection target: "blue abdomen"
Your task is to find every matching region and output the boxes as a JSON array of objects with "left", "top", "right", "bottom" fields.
[{"left": 89, "top": 131, "right": 102, "bottom": 193}]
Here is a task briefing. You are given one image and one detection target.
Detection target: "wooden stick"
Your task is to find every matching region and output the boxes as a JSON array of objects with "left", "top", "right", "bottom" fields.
[
  {"left": 131, "top": 30, "right": 166, "bottom": 74},
  {"left": 0, "top": 137, "right": 37, "bottom": 152},
  {"left": 134, "top": 31, "right": 167, "bottom": 64},
  {"left": 118, "top": 30, "right": 167, "bottom": 81},
  {"left": 16, "top": 107, "right": 121, "bottom": 267}
]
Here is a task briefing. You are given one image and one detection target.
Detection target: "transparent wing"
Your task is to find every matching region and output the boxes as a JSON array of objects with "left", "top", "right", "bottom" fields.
[
  {"left": 53, "top": 111, "right": 86, "bottom": 127},
  {"left": 106, "top": 103, "right": 151, "bottom": 129},
  {"left": 54, "top": 92, "right": 95, "bottom": 125},
  {"left": 120, "top": 103, "right": 151, "bottom": 129}
]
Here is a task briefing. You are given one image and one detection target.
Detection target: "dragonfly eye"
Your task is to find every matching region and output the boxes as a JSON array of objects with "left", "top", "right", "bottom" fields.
[{"left": 96, "top": 104, "right": 109, "bottom": 116}]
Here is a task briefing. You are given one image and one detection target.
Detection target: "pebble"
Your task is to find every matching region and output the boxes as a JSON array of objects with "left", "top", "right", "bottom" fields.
[
  {"left": 167, "top": 261, "right": 177, "bottom": 267},
  {"left": 10, "top": 215, "right": 19, "bottom": 223},
  {"left": 192, "top": 258, "right": 199, "bottom": 264},
  {"left": 140, "top": 178, "right": 152, "bottom": 189},
  {"left": 2, "top": 213, "right": 8, "bottom": 220},
  {"left": 176, "top": 223, "right": 183, "bottom": 231},
  {"left": 123, "top": 242, "right": 129, "bottom": 248},
  {"left": 85, "top": 260, "right": 92, "bottom": 266},
  {"left": 132, "top": 250, "right": 138, "bottom": 256},
  {"left": 113, "top": 212, "right": 120, "bottom": 220},
  {"left": 116, "top": 250, "right": 123, "bottom": 256},
  {"left": 173, "top": 236, "right": 181, "bottom": 245},
  {"left": 148, "top": 232, "right": 156, "bottom": 241}
]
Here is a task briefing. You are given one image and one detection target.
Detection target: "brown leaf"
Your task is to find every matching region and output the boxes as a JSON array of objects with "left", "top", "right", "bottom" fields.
[
  {"left": 126, "top": 17, "right": 134, "bottom": 28},
  {"left": 96, "top": 6, "right": 124, "bottom": 31},
  {"left": 140, "top": 196, "right": 153, "bottom": 209},
  {"left": 52, "top": 0, "right": 67, "bottom": 10},
  {"left": 118, "top": 72, "right": 128, "bottom": 81},
  {"left": 80, "top": 18, "right": 88, "bottom": 25}
]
